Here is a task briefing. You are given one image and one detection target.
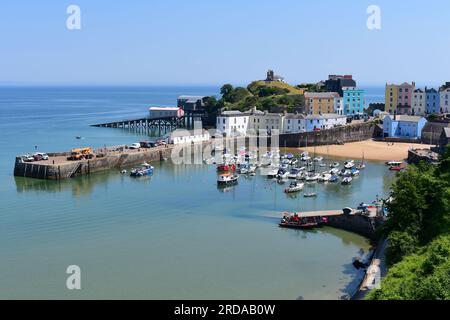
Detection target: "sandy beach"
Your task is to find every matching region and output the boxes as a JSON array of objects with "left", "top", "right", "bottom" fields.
[{"left": 296, "top": 139, "right": 433, "bottom": 162}]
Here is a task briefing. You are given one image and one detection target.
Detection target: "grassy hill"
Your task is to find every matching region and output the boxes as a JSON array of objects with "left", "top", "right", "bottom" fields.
[{"left": 247, "top": 80, "right": 305, "bottom": 96}]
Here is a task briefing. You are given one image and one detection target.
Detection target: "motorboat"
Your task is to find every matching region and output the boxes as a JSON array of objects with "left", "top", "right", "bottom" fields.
[
  {"left": 290, "top": 158, "right": 299, "bottom": 166},
  {"left": 304, "top": 192, "right": 318, "bottom": 198},
  {"left": 284, "top": 181, "right": 304, "bottom": 193},
  {"left": 340, "top": 169, "right": 352, "bottom": 177},
  {"left": 329, "top": 168, "right": 340, "bottom": 175},
  {"left": 341, "top": 177, "right": 353, "bottom": 185},
  {"left": 267, "top": 169, "right": 279, "bottom": 178},
  {"left": 279, "top": 213, "right": 325, "bottom": 229},
  {"left": 217, "top": 173, "right": 239, "bottom": 186},
  {"left": 351, "top": 168, "right": 360, "bottom": 176},
  {"left": 288, "top": 168, "right": 303, "bottom": 179},
  {"left": 276, "top": 168, "right": 289, "bottom": 180},
  {"left": 344, "top": 160, "right": 355, "bottom": 169},
  {"left": 329, "top": 175, "right": 339, "bottom": 183},
  {"left": 318, "top": 173, "right": 332, "bottom": 182},
  {"left": 130, "top": 163, "right": 154, "bottom": 177},
  {"left": 313, "top": 156, "right": 324, "bottom": 162},
  {"left": 330, "top": 162, "right": 340, "bottom": 168},
  {"left": 305, "top": 173, "right": 320, "bottom": 182},
  {"left": 386, "top": 161, "right": 402, "bottom": 166}
]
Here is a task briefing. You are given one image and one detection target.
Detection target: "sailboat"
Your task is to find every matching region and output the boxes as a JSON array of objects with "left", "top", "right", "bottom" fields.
[{"left": 356, "top": 152, "right": 366, "bottom": 170}]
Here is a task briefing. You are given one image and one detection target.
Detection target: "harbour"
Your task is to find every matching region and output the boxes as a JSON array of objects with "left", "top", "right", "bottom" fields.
[{"left": 1, "top": 86, "right": 395, "bottom": 299}]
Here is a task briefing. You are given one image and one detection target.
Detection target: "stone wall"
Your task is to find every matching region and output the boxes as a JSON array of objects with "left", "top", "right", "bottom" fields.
[{"left": 327, "top": 214, "right": 383, "bottom": 240}]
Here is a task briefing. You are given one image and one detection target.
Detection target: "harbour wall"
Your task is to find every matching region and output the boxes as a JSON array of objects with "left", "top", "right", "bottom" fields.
[
  {"left": 260, "top": 122, "right": 377, "bottom": 148},
  {"left": 14, "top": 147, "right": 176, "bottom": 180},
  {"left": 326, "top": 214, "right": 383, "bottom": 241}
]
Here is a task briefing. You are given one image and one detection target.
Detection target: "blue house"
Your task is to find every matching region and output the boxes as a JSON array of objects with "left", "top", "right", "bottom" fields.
[
  {"left": 425, "top": 88, "right": 440, "bottom": 114},
  {"left": 383, "top": 115, "right": 428, "bottom": 139},
  {"left": 305, "top": 114, "right": 324, "bottom": 132},
  {"left": 342, "top": 87, "right": 365, "bottom": 115}
]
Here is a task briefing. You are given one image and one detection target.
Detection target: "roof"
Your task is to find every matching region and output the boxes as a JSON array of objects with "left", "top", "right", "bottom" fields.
[
  {"left": 305, "top": 114, "right": 324, "bottom": 120},
  {"left": 414, "top": 88, "right": 424, "bottom": 93},
  {"left": 321, "top": 113, "right": 347, "bottom": 119},
  {"left": 284, "top": 114, "right": 306, "bottom": 120},
  {"left": 304, "top": 92, "right": 339, "bottom": 99},
  {"left": 219, "top": 111, "right": 248, "bottom": 117},
  {"left": 177, "top": 95, "right": 206, "bottom": 103},
  {"left": 426, "top": 88, "right": 438, "bottom": 93},
  {"left": 422, "top": 122, "right": 450, "bottom": 134},
  {"left": 149, "top": 107, "right": 180, "bottom": 111},
  {"left": 387, "top": 115, "right": 424, "bottom": 123}
]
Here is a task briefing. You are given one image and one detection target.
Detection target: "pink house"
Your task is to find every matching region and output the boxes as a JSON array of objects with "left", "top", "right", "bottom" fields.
[{"left": 397, "top": 82, "right": 415, "bottom": 115}]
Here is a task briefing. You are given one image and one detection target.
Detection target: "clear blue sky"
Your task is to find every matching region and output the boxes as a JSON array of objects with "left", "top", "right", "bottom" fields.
[{"left": 1, "top": 0, "right": 449, "bottom": 86}]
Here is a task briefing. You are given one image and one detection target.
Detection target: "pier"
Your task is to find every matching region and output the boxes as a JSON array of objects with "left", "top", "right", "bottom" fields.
[{"left": 91, "top": 111, "right": 206, "bottom": 131}]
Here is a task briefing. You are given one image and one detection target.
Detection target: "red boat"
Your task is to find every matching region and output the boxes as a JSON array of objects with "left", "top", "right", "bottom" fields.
[
  {"left": 279, "top": 212, "right": 327, "bottom": 229},
  {"left": 389, "top": 165, "right": 405, "bottom": 171},
  {"left": 217, "top": 164, "right": 236, "bottom": 172}
]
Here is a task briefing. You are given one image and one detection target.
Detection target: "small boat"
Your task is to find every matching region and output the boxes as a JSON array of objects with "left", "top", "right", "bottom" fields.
[
  {"left": 340, "top": 169, "right": 352, "bottom": 177},
  {"left": 356, "top": 163, "right": 366, "bottom": 170},
  {"left": 386, "top": 161, "right": 402, "bottom": 166},
  {"left": 284, "top": 181, "right": 304, "bottom": 193},
  {"left": 390, "top": 165, "right": 405, "bottom": 171},
  {"left": 305, "top": 173, "right": 320, "bottom": 182},
  {"left": 313, "top": 156, "right": 323, "bottom": 162},
  {"left": 341, "top": 177, "right": 353, "bottom": 185},
  {"left": 217, "top": 173, "right": 239, "bottom": 186},
  {"left": 330, "top": 162, "right": 340, "bottom": 168},
  {"left": 288, "top": 168, "right": 303, "bottom": 179},
  {"left": 290, "top": 158, "right": 299, "bottom": 166},
  {"left": 344, "top": 160, "right": 355, "bottom": 169},
  {"left": 277, "top": 168, "right": 289, "bottom": 180},
  {"left": 329, "top": 175, "right": 339, "bottom": 183},
  {"left": 329, "top": 168, "right": 340, "bottom": 175},
  {"left": 304, "top": 192, "right": 318, "bottom": 198},
  {"left": 351, "top": 168, "right": 360, "bottom": 176},
  {"left": 130, "top": 163, "right": 154, "bottom": 177},
  {"left": 318, "top": 173, "right": 332, "bottom": 182},
  {"left": 267, "top": 169, "right": 279, "bottom": 178},
  {"left": 279, "top": 213, "right": 322, "bottom": 229},
  {"left": 319, "top": 163, "right": 327, "bottom": 167}
]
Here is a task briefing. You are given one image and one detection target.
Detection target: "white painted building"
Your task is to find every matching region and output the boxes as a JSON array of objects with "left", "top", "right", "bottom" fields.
[
  {"left": 246, "top": 107, "right": 284, "bottom": 134},
  {"left": 216, "top": 111, "right": 249, "bottom": 137},
  {"left": 149, "top": 107, "right": 184, "bottom": 119},
  {"left": 412, "top": 89, "right": 426, "bottom": 116},
  {"left": 168, "top": 129, "right": 210, "bottom": 145},
  {"left": 321, "top": 113, "right": 347, "bottom": 129},
  {"left": 440, "top": 88, "right": 450, "bottom": 114},
  {"left": 334, "top": 97, "right": 344, "bottom": 115},
  {"left": 283, "top": 114, "right": 306, "bottom": 133}
]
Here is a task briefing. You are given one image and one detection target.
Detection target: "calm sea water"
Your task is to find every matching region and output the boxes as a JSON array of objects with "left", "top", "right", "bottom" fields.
[{"left": 0, "top": 86, "right": 393, "bottom": 299}]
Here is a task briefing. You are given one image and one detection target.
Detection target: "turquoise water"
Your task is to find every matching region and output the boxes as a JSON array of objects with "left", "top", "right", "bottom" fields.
[{"left": 0, "top": 86, "right": 394, "bottom": 299}]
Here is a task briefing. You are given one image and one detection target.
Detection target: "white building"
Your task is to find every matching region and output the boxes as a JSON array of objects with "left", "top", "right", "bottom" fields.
[
  {"left": 246, "top": 107, "right": 284, "bottom": 134},
  {"left": 283, "top": 114, "right": 306, "bottom": 133},
  {"left": 149, "top": 107, "right": 184, "bottom": 119},
  {"left": 321, "top": 113, "right": 347, "bottom": 129},
  {"left": 334, "top": 97, "right": 344, "bottom": 115},
  {"left": 216, "top": 111, "right": 249, "bottom": 137},
  {"left": 168, "top": 129, "right": 210, "bottom": 145},
  {"left": 412, "top": 89, "right": 426, "bottom": 116},
  {"left": 440, "top": 88, "right": 450, "bottom": 114}
]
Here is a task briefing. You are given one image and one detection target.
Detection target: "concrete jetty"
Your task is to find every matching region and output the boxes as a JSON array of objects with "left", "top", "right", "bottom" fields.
[{"left": 14, "top": 145, "right": 176, "bottom": 180}]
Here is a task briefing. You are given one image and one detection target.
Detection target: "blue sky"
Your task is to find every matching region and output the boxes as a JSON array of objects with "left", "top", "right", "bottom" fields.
[{"left": 0, "top": 0, "right": 449, "bottom": 86}]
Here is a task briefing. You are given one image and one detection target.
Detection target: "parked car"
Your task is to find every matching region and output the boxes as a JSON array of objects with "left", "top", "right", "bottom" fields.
[
  {"left": 21, "top": 154, "right": 35, "bottom": 162},
  {"left": 140, "top": 141, "right": 156, "bottom": 148},
  {"left": 127, "top": 143, "right": 141, "bottom": 149},
  {"left": 33, "top": 152, "right": 49, "bottom": 161}
]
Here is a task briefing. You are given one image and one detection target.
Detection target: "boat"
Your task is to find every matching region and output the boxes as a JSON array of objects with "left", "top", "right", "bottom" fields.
[
  {"left": 344, "top": 160, "right": 355, "bottom": 169},
  {"left": 313, "top": 156, "right": 323, "bottom": 162},
  {"left": 217, "top": 164, "right": 236, "bottom": 172},
  {"left": 290, "top": 158, "right": 299, "bottom": 166},
  {"left": 319, "top": 163, "right": 327, "bottom": 167},
  {"left": 300, "top": 151, "right": 311, "bottom": 161},
  {"left": 267, "top": 169, "right": 279, "bottom": 178},
  {"left": 390, "top": 165, "right": 405, "bottom": 171},
  {"left": 305, "top": 173, "right": 320, "bottom": 182},
  {"left": 356, "top": 153, "right": 366, "bottom": 170},
  {"left": 341, "top": 177, "right": 353, "bottom": 185},
  {"left": 330, "top": 162, "right": 340, "bottom": 168},
  {"left": 329, "top": 175, "right": 339, "bottom": 183},
  {"left": 276, "top": 168, "right": 289, "bottom": 180},
  {"left": 284, "top": 181, "right": 304, "bottom": 193},
  {"left": 287, "top": 168, "right": 303, "bottom": 179},
  {"left": 304, "top": 192, "right": 318, "bottom": 198},
  {"left": 351, "top": 168, "right": 360, "bottom": 176},
  {"left": 217, "top": 173, "right": 239, "bottom": 186},
  {"left": 130, "top": 163, "right": 154, "bottom": 177},
  {"left": 386, "top": 161, "right": 402, "bottom": 166},
  {"left": 340, "top": 169, "right": 352, "bottom": 177},
  {"left": 329, "top": 168, "right": 340, "bottom": 175},
  {"left": 279, "top": 213, "right": 323, "bottom": 229},
  {"left": 318, "top": 173, "right": 332, "bottom": 182}
]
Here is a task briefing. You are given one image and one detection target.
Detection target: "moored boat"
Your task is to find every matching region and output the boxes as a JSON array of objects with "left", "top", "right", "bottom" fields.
[
  {"left": 284, "top": 181, "right": 304, "bottom": 193},
  {"left": 344, "top": 160, "right": 355, "bottom": 169},
  {"left": 217, "top": 173, "right": 239, "bottom": 186},
  {"left": 341, "top": 176, "right": 352, "bottom": 185},
  {"left": 130, "top": 163, "right": 154, "bottom": 177}
]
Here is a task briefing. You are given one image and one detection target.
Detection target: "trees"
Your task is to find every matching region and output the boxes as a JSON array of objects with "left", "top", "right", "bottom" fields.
[{"left": 368, "top": 147, "right": 450, "bottom": 300}]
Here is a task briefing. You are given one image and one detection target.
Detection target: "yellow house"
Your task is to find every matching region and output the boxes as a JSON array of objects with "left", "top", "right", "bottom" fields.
[
  {"left": 385, "top": 84, "right": 398, "bottom": 114},
  {"left": 304, "top": 92, "right": 339, "bottom": 114}
]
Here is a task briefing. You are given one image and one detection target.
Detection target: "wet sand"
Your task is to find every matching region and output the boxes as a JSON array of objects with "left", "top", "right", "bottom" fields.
[{"left": 297, "top": 139, "right": 433, "bottom": 162}]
